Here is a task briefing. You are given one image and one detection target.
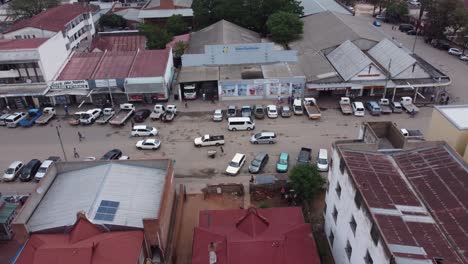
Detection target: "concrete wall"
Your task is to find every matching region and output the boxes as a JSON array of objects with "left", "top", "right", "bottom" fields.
[
  {"left": 324, "top": 147, "right": 391, "bottom": 264},
  {"left": 156, "top": 161, "right": 175, "bottom": 254},
  {"left": 427, "top": 108, "right": 468, "bottom": 157},
  {"left": 164, "top": 48, "right": 174, "bottom": 86},
  {"left": 4, "top": 27, "right": 57, "bottom": 39},
  {"left": 37, "top": 33, "right": 70, "bottom": 81}
]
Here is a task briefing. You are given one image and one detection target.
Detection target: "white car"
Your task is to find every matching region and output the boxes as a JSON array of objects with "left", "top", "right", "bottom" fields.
[
  {"left": 80, "top": 108, "right": 102, "bottom": 124},
  {"left": 136, "top": 139, "right": 161, "bottom": 150},
  {"left": 460, "top": 55, "right": 468, "bottom": 61},
  {"left": 131, "top": 125, "right": 158, "bottom": 137},
  {"left": 316, "top": 149, "right": 329, "bottom": 172},
  {"left": 448, "top": 48, "right": 462, "bottom": 56},
  {"left": 266, "top": 105, "right": 278, "bottom": 118},
  {"left": 226, "top": 153, "right": 246, "bottom": 176},
  {"left": 3, "top": 161, "right": 23, "bottom": 181},
  {"left": 34, "top": 160, "right": 55, "bottom": 181},
  {"left": 213, "top": 109, "right": 223, "bottom": 121},
  {"left": 409, "top": 1, "right": 420, "bottom": 6}
]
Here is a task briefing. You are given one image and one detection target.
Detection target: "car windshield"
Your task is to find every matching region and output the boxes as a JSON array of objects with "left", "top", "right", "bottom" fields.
[
  {"left": 318, "top": 158, "right": 328, "bottom": 165},
  {"left": 251, "top": 159, "right": 262, "bottom": 166},
  {"left": 254, "top": 133, "right": 261, "bottom": 139},
  {"left": 283, "top": 107, "right": 290, "bottom": 112},
  {"left": 5, "top": 168, "right": 14, "bottom": 174},
  {"left": 279, "top": 158, "right": 288, "bottom": 165},
  {"left": 229, "top": 161, "right": 239, "bottom": 167},
  {"left": 215, "top": 110, "right": 221, "bottom": 114},
  {"left": 37, "top": 167, "right": 47, "bottom": 173}
]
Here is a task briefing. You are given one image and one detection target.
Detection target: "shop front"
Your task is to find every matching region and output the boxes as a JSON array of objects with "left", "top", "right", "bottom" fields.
[
  {"left": 124, "top": 77, "right": 169, "bottom": 103},
  {"left": 46, "top": 80, "right": 91, "bottom": 106},
  {"left": 218, "top": 78, "right": 305, "bottom": 101}
]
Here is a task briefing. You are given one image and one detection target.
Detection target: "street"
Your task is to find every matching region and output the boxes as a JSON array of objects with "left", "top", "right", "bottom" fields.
[{"left": 0, "top": 106, "right": 433, "bottom": 195}]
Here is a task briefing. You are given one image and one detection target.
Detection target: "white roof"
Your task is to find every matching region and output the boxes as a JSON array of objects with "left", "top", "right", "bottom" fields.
[
  {"left": 138, "top": 8, "right": 193, "bottom": 19},
  {"left": 300, "top": 0, "right": 352, "bottom": 15},
  {"left": 436, "top": 105, "right": 468, "bottom": 130},
  {"left": 368, "top": 38, "right": 416, "bottom": 77},
  {"left": 27, "top": 163, "right": 167, "bottom": 232},
  {"left": 326, "top": 40, "right": 373, "bottom": 81}
]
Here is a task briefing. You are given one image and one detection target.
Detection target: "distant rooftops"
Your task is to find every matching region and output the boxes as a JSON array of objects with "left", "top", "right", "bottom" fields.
[
  {"left": 434, "top": 105, "right": 468, "bottom": 130},
  {"left": 4, "top": 4, "right": 99, "bottom": 34},
  {"left": 90, "top": 34, "right": 146, "bottom": 52}
]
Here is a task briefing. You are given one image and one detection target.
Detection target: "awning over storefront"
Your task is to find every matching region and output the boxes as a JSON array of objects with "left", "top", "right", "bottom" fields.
[
  {"left": 91, "top": 87, "right": 125, "bottom": 94},
  {"left": 178, "top": 66, "right": 220, "bottom": 83},
  {"left": 0, "top": 83, "right": 48, "bottom": 98},
  {"left": 46, "top": 89, "right": 91, "bottom": 97},
  {"left": 124, "top": 77, "right": 165, "bottom": 94}
]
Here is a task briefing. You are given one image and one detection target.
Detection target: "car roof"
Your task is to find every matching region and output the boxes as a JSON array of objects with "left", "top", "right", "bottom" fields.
[
  {"left": 282, "top": 106, "right": 290, "bottom": 109},
  {"left": 392, "top": 101, "right": 402, "bottom": 106},
  {"left": 254, "top": 152, "right": 268, "bottom": 159},
  {"left": 353, "top": 102, "right": 364, "bottom": 107},
  {"left": 214, "top": 109, "right": 222, "bottom": 113},
  {"left": 257, "top": 132, "right": 275, "bottom": 136},
  {"left": 40, "top": 160, "right": 54, "bottom": 167},
  {"left": 228, "top": 105, "right": 236, "bottom": 109},
  {"left": 232, "top": 153, "right": 245, "bottom": 162},
  {"left": 144, "top": 139, "right": 157, "bottom": 143},
  {"left": 9, "top": 161, "right": 22, "bottom": 167},
  {"left": 0, "top": 113, "right": 10, "bottom": 118},
  {"left": 279, "top": 152, "right": 289, "bottom": 158},
  {"left": 25, "top": 159, "right": 41, "bottom": 167},
  {"left": 319, "top": 149, "right": 328, "bottom": 158},
  {"left": 133, "top": 125, "right": 151, "bottom": 129}
]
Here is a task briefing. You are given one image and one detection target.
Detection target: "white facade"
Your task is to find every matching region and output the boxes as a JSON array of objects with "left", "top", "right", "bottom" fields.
[
  {"left": 3, "top": 27, "right": 57, "bottom": 39},
  {"left": 324, "top": 146, "right": 391, "bottom": 264},
  {"left": 37, "top": 34, "right": 69, "bottom": 82}
]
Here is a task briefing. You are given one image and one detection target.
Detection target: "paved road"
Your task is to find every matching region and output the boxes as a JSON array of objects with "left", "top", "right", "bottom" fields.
[{"left": 0, "top": 108, "right": 433, "bottom": 195}]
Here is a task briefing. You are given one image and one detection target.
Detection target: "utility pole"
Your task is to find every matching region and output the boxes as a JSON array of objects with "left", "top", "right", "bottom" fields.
[
  {"left": 56, "top": 126, "right": 67, "bottom": 161},
  {"left": 383, "top": 59, "right": 392, "bottom": 99}
]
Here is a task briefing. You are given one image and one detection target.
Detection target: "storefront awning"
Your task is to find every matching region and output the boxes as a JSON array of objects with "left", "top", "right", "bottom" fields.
[
  {"left": 0, "top": 83, "right": 48, "bottom": 98},
  {"left": 46, "top": 89, "right": 91, "bottom": 97},
  {"left": 125, "top": 77, "right": 165, "bottom": 94},
  {"left": 178, "top": 66, "right": 219, "bottom": 83}
]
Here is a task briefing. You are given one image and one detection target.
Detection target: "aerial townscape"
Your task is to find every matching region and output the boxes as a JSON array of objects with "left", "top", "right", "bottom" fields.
[{"left": 0, "top": 0, "right": 467, "bottom": 263}]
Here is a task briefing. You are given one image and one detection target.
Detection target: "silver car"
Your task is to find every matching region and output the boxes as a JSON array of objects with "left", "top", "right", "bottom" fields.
[
  {"left": 250, "top": 132, "right": 277, "bottom": 144},
  {"left": 213, "top": 109, "right": 223, "bottom": 121}
]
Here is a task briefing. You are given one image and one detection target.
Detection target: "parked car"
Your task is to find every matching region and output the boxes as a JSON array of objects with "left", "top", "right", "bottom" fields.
[
  {"left": 352, "top": 102, "right": 365, "bottom": 116},
  {"left": 406, "top": 30, "right": 417, "bottom": 35},
  {"left": 83, "top": 157, "right": 96, "bottom": 161},
  {"left": 133, "top": 109, "right": 151, "bottom": 123},
  {"left": 19, "top": 159, "right": 41, "bottom": 182},
  {"left": 373, "top": 20, "right": 381, "bottom": 27},
  {"left": 2, "top": 161, "right": 23, "bottom": 181},
  {"left": 226, "top": 105, "right": 237, "bottom": 118},
  {"left": 241, "top": 106, "right": 252, "bottom": 118},
  {"left": 375, "top": 14, "right": 386, "bottom": 20},
  {"left": 131, "top": 125, "right": 158, "bottom": 137},
  {"left": 136, "top": 139, "right": 161, "bottom": 150},
  {"left": 280, "top": 106, "right": 292, "bottom": 117},
  {"left": 460, "top": 55, "right": 468, "bottom": 61},
  {"left": 390, "top": 101, "right": 403, "bottom": 113},
  {"left": 100, "top": 149, "right": 123, "bottom": 160},
  {"left": 80, "top": 108, "right": 101, "bottom": 124},
  {"left": 213, "top": 109, "right": 223, "bottom": 121},
  {"left": 276, "top": 152, "right": 289, "bottom": 173},
  {"left": 5, "top": 112, "right": 27, "bottom": 128},
  {"left": 0, "top": 113, "right": 10, "bottom": 126},
  {"left": 399, "top": 24, "right": 414, "bottom": 32},
  {"left": 250, "top": 132, "right": 277, "bottom": 144},
  {"left": 226, "top": 153, "right": 246, "bottom": 176},
  {"left": 248, "top": 152, "right": 269, "bottom": 174},
  {"left": 316, "top": 149, "right": 329, "bottom": 172},
  {"left": 194, "top": 134, "right": 224, "bottom": 147},
  {"left": 365, "top": 101, "right": 381, "bottom": 116},
  {"left": 266, "top": 105, "right": 278, "bottom": 118},
  {"left": 409, "top": 0, "right": 421, "bottom": 6},
  {"left": 46, "top": 156, "right": 61, "bottom": 162},
  {"left": 253, "top": 105, "right": 265, "bottom": 119},
  {"left": 448, "top": 48, "right": 462, "bottom": 56},
  {"left": 228, "top": 117, "right": 255, "bottom": 131},
  {"left": 297, "top": 147, "right": 312, "bottom": 164},
  {"left": 119, "top": 156, "right": 130, "bottom": 160},
  {"left": 34, "top": 157, "right": 61, "bottom": 181}
]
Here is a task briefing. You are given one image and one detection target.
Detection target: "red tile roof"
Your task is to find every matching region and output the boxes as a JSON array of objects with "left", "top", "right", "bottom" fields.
[
  {"left": 90, "top": 35, "right": 146, "bottom": 52},
  {"left": 129, "top": 49, "right": 170, "bottom": 77},
  {"left": 342, "top": 145, "right": 467, "bottom": 263},
  {"left": 5, "top": 4, "right": 99, "bottom": 34},
  {"left": 0, "top": 38, "right": 48, "bottom": 50},
  {"left": 14, "top": 217, "right": 144, "bottom": 264},
  {"left": 192, "top": 207, "right": 321, "bottom": 264},
  {"left": 92, "top": 51, "right": 137, "bottom": 79},
  {"left": 58, "top": 52, "right": 103, "bottom": 80},
  {"left": 145, "top": 0, "right": 188, "bottom": 10}
]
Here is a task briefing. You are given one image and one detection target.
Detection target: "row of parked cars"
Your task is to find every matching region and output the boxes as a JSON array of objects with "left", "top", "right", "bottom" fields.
[
  {"left": 213, "top": 104, "right": 292, "bottom": 122},
  {"left": 340, "top": 97, "right": 419, "bottom": 117},
  {"left": 225, "top": 148, "right": 329, "bottom": 176},
  {"left": 0, "top": 108, "right": 56, "bottom": 128}
]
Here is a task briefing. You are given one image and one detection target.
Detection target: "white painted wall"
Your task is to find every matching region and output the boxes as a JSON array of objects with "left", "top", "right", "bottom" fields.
[
  {"left": 350, "top": 64, "right": 386, "bottom": 81},
  {"left": 324, "top": 146, "right": 391, "bottom": 264},
  {"left": 37, "top": 33, "right": 69, "bottom": 82},
  {"left": 164, "top": 48, "right": 174, "bottom": 86},
  {"left": 4, "top": 27, "right": 57, "bottom": 39}
]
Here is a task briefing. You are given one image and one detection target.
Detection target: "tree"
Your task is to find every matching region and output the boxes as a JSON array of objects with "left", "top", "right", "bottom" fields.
[
  {"left": 138, "top": 23, "right": 173, "bottom": 50},
  {"left": 426, "top": 0, "right": 464, "bottom": 39},
  {"left": 173, "top": 41, "right": 188, "bottom": 58},
  {"left": 290, "top": 164, "right": 325, "bottom": 204},
  {"left": 166, "top": 14, "right": 188, "bottom": 35},
  {"left": 385, "top": 2, "right": 409, "bottom": 23},
  {"left": 8, "top": 0, "right": 60, "bottom": 21},
  {"left": 99, "top": 14, "right": 126, "bottom": 29},
  {"left": 266, "top": 11, "right": 303, "bottom": 46}
]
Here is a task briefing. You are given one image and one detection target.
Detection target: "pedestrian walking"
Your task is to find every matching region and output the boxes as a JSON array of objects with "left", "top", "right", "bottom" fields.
[
  {"left": 78, "top": 131, "right": 84, "bottom": 142},
  {"left": 440, "top": 95, "right": 446, "bottom": 105},
  {"left": 130, "top": 120, "right": 134, "bottom": 129},
  {"left": 6, "top": 105, "right": 11, "bottom": 111},
  {"left": 220, "top": 146, "right": 224, "bottom": 153},
  {"left": 288, "top": 96, "right": 292, "bottom": 105},
  {"left": 430, "top": 94, "right": 435, "bottom": 102},
  {"left": 202, "top": 93, "right": 206, "bottom": 101},
  {"left": 184, "top": 100, "right": 188, "bottom": 108},
  {"left": 250, "top": 175, "right": 254, "bottom": 184},
  {"left": 445, "top": 96, "right": 450, "bottom": 105},
  {"left": 73, "top": 148, "right": 79, "bottom": 158},
  {"left": 64, "top": 104, "right": 69, "bottom": 116}
]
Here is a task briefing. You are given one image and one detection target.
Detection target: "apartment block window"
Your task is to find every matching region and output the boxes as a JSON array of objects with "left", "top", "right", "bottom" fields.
[
  {"left": 336, "top": 183, "right": 342, "bottom": 198},
  {"left": 364, "top": 251, "right": 373, "bottom": 264},
  {"left": 345, "top": 240, "right": 352, "bottom": 260},
  {"left": 350, "top": 216, "right": 357, "bottom": 235},
  {"left": 370, "top": 224, "right": 380, "bottom": 246},
  {"left": 354, "top": 191, "right": 362, "bottom": 209},
  {"left": 329, "top": 230, "right": 335, "bottom": 247},
  {"left": 332, "top": 206, "right": 338, "bottom": 223},
  {"left": 339, "top": 158, "right": 345, "bottom": 174}
]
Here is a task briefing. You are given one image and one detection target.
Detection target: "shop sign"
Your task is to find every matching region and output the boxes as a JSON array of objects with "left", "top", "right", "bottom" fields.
[
  {"left": 50, "top": 80, "right": 88, "bottom": 90},
  {"left": 129, "top": 94, "right": 144, "bottom": 101},
  {"left": 254, "top": 79, "right": 279, "bottom": 84},
  {"left": 308, "top": 87, "right": 349, "bottom": 91},
  {"left": 95, "top": 79, "right": 117, "bottom": 88}
]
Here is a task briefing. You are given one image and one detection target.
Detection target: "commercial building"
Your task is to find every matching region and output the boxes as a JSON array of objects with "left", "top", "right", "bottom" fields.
[
  {"left": 427, "top": 105, "right": 468, "bottom": 162},
  {"left": 192, "top": 207, "right": 321, "bottom": 264},
  {"left": 290, "top": 12, "right": 450, "bottom": 100},
  {"left": 325, "top": 122, "right": 467, "bottom": 263},
  {"left": 0, "top": 200, "right": 17, "bottom": 241},
  {"left": 12, "top": 214, "right": 146, "bottom": 264},
  {"left": 300, "top": 0, "right": 352, "bottom": 15},
  {"left": 90, "top": 32, "right": 146, "bottom": 52},
  {"left": 178, "top": 20, "right": 306, "bottom": 101},
  {"left": 12, "top": 159, "right": 176, "bottom": 262}
]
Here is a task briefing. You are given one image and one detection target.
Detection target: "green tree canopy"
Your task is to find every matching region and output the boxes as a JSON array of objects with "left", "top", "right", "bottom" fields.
[
  {"left": 138, "top": 23, "right": 173, "bottom": 50},
  {"left": 385, "top": 2, "right": 409, "bottom": 23},
  {"left": 173, "top": 41, "right": 188, "bottom": 58},
  {"left": 166, "top": 14, "right": 188, "bottom": 35},
  {"left": 99, "top": 14, "right": 126, "bottom": 29},
  {"left": 266, "top": 11, "right": 303, "bottom": 46},
  {"left": 8, "top": 0, "right": 60, "bottom": 21},
  {"left": 289, "top": 164, "right": 325, "bottom": 203},
  {"left": 426, "top": 0, "right": 465, "bottom": 39}
]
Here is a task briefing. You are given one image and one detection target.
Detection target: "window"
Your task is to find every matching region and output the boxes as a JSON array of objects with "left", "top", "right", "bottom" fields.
[
  {"left": 345, "top": 240, "right": 352, "bottom": 260},
  {"left": 370, "top": 224, "right": 379, "bottom": 246},
  {"left": 332, "top": 206, "right": 338, "bottom": 223},
  {"left": 328, "top": 230, "right": 334, "bottom": 247},
  {"left": 354, "top": 191, "right": 362, "bottom": 209},
  {"left": 339, "top": 158, "right": 345, "bottom": 174},
  {"left": 15, "top": 35, "right": 21, "bottom": 39},
  {"left": 350, "top": 216, "right": 357, "bottom": 235},
  {"left": 336, "top": 183, "right": 342, "bottom": 198},
  {"left": 364, "top": 251, "right": 373, "bottom": 264}
]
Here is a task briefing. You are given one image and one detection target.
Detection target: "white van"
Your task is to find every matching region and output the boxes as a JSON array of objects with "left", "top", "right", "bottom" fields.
[
  {"left": 352, "top": 102, "right": 365, "bottom": 117},
  {"left": 316, "top": 149, "right": 329, "bottom": 172},
  {"left": 293, "top": 98, "right": 303, "bottom": 115},
  {"left": 5, "top": 112, "right": 27, "bottom": 128},
  {"left": 184, "top": 84, "right": 197, "bottom": 100},
  {"left": 228, "top": 117, "right": 255, "bottom": 131}
]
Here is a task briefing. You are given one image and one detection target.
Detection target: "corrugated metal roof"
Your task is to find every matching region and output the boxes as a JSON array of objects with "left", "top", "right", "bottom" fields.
[
  {"left": 27, "top": 163, "right": 167, "bottom": 232},
  {"left": 368, "top": 38, "right": 416, "bottom": 77},
  {"left": 114, "top": 8, "right": 142, "bottom": 22},
  {"left": 138, "top": 8, "right": 193, "bottom": 19},
  {"left": 326, "top": 40, "right": 372, "bottom": 81},
  {"left": 300, "top": 0, "right": 351, "bottom": 15}
]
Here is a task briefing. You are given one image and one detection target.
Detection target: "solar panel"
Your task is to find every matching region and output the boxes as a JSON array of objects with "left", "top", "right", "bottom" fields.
[{"left": 94, "top": 200, "right": 120, "bottom": 222}]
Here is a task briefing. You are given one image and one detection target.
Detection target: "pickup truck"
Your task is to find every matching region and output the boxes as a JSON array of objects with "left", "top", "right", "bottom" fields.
[
  {"left": 303, "top": 98, "right": 321, "bottom": 119},
  {"left": 163, "top": 105, "right": 177, "bottom": 122},
  {"left": 400, "top": 97, "right": 419, "bottom": 113},
  {"left": 150, "top": 104, "right": 165, "bottom": 120},
  {"left": 19, "top": 109, "right": 42, "bottom": 127},
  {"left": 339, "top": 97, "right": 352, "bottom": 115},
  {"left": 194, "top": 134, "right": 225, "bottom": 147},
  {"left": 35, "top": 107, "right": 55, "bottom": 125},
  {"left": 79, "top": 108, "right": 102, "bottom": 125},
  {"left": 96, "top": 108, "right": 115, "bottom": 124},
  {"left": 378, "top": 99, "right": 392, "bottom": 114},
  {"left": 293, "top": 98, "right": 303, "bottom": 115},
  {"left": 400, "top": 129, "right": 424, "bottom": 139},
  {"left": 109, "top": 103, "right": 135, "bottom": 126},
  {"left": 297, "top": 147, "right": 312, "bottom": 164}
]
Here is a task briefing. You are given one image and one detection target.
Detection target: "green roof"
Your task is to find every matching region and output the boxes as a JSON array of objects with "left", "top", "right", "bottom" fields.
[{"left": 0, "top": 203, "right": 18, "bottom": 224}]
